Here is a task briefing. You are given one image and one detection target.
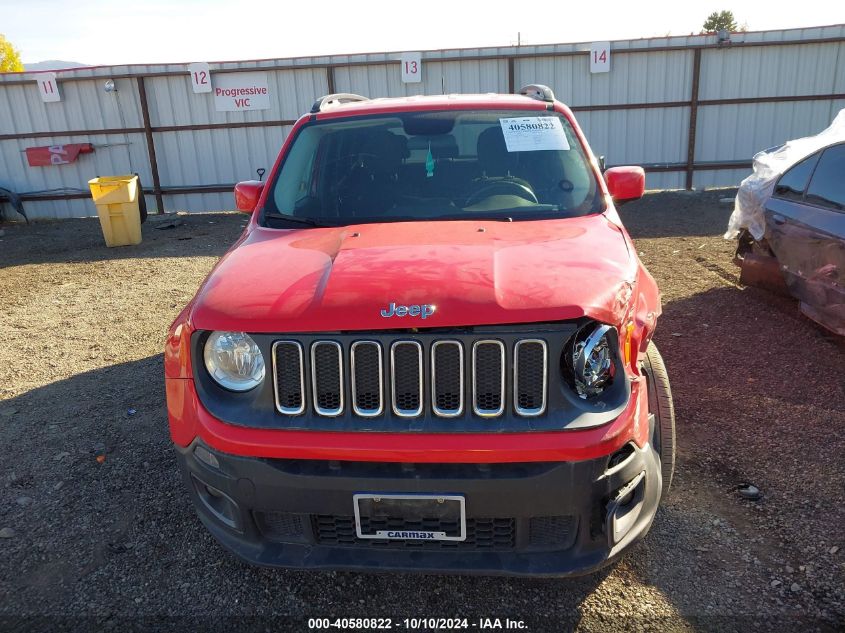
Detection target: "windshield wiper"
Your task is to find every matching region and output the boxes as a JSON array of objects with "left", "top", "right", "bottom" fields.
[{"left": 263, "top": 212, "right": 336, "bottom": 227}]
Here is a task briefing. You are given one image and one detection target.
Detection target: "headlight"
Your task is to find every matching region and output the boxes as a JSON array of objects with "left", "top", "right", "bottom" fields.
[
  {"left": 203, "top": 331, "right": 265, "bottom": 392},
  {"left": 567, "top": 323, "right": 615, "bottom": 398}
]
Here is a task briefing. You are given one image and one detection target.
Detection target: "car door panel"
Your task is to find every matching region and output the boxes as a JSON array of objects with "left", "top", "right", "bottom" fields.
[{"left": 764, "top": 145, "right": 845, "bottom": 334}]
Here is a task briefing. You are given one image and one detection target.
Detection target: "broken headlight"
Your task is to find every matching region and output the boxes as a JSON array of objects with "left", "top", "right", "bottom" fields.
[{"left": 565, "top": 323, "right": 616, "bottom": 398}]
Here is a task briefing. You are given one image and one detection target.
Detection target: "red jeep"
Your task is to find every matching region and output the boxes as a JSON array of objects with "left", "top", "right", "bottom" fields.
[{"left": 165, "top": 85, "right": 674, "bottom": 576}]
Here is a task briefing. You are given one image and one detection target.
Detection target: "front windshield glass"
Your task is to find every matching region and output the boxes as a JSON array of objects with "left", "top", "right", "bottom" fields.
[{"left": 263, "top": 109, "right": 602, "bottom": 226}]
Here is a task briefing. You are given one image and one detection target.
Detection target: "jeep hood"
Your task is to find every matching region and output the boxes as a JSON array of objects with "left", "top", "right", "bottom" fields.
[{"left": 190, "top": 216, "right": 637, "bottom": 332}]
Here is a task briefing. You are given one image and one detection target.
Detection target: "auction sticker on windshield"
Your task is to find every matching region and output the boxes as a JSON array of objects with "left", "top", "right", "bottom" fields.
[{"left": 500, "top": 117, "right": 570, "bottom": 152}]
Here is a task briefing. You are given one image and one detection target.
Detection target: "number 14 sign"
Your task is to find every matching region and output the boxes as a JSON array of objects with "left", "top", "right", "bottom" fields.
[{"left": 590, "top": 42, "right": 611, "bottom": 73}]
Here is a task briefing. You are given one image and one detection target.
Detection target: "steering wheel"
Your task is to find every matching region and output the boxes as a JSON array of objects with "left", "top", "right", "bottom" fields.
[{"left": 465, "top": 178, "right": 539, "bottom": 207}]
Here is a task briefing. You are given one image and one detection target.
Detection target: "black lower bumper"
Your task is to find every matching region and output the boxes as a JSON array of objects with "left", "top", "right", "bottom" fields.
[{"left": 176, "top": 440, "right": 662, "bottom": 577}]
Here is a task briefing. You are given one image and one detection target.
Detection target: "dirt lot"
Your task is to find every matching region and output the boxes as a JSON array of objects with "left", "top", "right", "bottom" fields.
[{"left": 1, "top": 191, "right": 843, "bottom": 632}]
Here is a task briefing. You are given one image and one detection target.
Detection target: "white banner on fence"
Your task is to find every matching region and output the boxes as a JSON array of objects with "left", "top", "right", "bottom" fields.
[{"left": 213, "top": 72, "right": 270, "bottom": 111}]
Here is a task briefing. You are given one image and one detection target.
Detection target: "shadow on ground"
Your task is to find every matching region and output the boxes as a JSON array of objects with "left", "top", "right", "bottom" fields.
[
  {"left": 620, "top": 189, "right": 736, "bottom": 240},
  {"left": 0, "top": 213, "right": 246, "bottom": 268}
]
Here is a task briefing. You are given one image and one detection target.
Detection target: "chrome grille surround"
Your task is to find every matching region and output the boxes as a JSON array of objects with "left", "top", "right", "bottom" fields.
[
  {"left": 269, "top": 335, "right": 555, "bottom": 423},
  {"left": 431, "top": 340, "right": 464, "bottom": 418},
  {"left": 514, "top": 339, "right": 548, "bottom": 417},
  {"left": 350, "top": 341, "right": 384, "bottom": 417},
  {"left": 472, "top": 340, "right": 506, "bottom": 418},
  {"left": 310, "top": 341, "right": 344, "bottom": 417},
  {"left": 271, "top": 341, "right": 306, "bottom": 415}
]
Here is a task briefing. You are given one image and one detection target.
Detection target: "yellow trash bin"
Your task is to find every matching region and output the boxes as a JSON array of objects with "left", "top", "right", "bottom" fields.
[{"left": 88, "top": 175, "right": 143, "bottom": 247}]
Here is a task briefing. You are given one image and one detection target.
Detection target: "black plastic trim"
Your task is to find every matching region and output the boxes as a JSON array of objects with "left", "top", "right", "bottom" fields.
[{"left": 176, "top": 438, "right": 661, "bottom": 576}]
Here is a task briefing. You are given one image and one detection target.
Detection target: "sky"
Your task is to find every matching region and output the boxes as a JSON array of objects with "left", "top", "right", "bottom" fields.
[{"left": 2, "top": 0, "right": 844, "bottom": 66}]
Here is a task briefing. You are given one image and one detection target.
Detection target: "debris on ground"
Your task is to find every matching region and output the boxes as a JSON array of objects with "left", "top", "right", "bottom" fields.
[{"left": 736, "top": 483, "right": 763, "bottom": 501}]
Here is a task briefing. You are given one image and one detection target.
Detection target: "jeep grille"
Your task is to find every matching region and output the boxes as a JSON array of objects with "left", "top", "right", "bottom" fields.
[{"left": 272, "top": 336, "right": 548, "bottom": 420}]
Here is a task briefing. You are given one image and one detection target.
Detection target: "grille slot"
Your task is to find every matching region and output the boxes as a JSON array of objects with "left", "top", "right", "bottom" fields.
[
  {"left": 472, "top": 340, "right": 505, "bottom": 417},
  {"left": 311, "top": 341, "right": 344, "bottom": 416},
  {"left": 257, "top": 512, "right": 305, "bottom": 541},
  {"left": 514, "top": 339, "right": 548, "bottom": 416},
  {"left": 431, "top": 341, "right": 463, "bottom": 417},
  {"left": 272, "top": 341, "right": 305, "bottom": 415},
  {"left": 391, "top": 341, "right": 423, "bottom": 417},
  {"left": 528, "top": 515, "right": 577, "bottom": 549},
  {"left": 314, "top": 515, "right": 515, "bottom": 550},
  {"left": 351, "top": 341, "right": 383, "bottom": 417}
]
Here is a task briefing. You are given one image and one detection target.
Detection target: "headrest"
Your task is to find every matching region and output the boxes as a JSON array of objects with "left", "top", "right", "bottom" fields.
[
  {"left": 477, "top": 126, "right": 517, "bottom": 176},
  {"left": 408, "top": 135, "right": 459, "bottom": 159},
  {"left": 358, "top": 131, "right": 409, "bottom": 174}
]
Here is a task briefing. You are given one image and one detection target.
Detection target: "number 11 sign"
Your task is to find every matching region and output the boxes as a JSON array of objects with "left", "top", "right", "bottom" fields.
[
  {"left": 188, "top": 62, "right": 212, "bottom": 93},
  {"left": 37, "top": 72, "right": 61, "bottom": 103},
  {"left": 400, "top": 52, "right": 422, "bottom": 83},
  {"left": 590, "top": 42, "right": 611, "bottom": 73}
]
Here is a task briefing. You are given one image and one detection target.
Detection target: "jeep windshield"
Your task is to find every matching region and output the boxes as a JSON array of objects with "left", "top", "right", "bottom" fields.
[{"left": 262, "top": 109, "right": 603, "bottom": 227}]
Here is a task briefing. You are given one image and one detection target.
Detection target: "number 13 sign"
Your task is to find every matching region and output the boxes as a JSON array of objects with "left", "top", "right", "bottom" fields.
[
  {"left": 188, "top": 62, "right": 212, "bottom": 93},
  {"left": 590, "top": 42, "right": 611, "bottom": 73},
  {"left": 400, "top": 52, "right": 422, "bottom": 83}
]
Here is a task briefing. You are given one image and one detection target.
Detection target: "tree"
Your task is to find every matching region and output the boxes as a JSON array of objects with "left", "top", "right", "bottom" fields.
[
  {"left": 702, "top": 11, "right": 738, "bottom": 33},
  {"left": 0, "top": 34, "right": 24, "bottom": 72}
]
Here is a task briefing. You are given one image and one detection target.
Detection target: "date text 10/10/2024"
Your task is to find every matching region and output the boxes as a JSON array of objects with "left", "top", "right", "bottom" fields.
[{"left": 308, "top": 618, "right": 528, "bottom": 630}]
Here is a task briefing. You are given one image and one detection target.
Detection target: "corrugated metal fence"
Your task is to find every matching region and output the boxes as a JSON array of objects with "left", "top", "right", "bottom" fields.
[{"left": 1, "top": 25, "right": 844, "bottom": 220}]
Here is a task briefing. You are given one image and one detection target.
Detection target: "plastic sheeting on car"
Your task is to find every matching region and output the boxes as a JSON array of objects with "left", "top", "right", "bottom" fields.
[{"left": 725, "top": 108, "right": 845, "bottom": 240}]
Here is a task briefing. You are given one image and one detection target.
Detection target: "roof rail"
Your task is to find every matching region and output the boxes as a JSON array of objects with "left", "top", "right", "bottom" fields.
[
  {"left": 310, "top": 93, "right": 369, "bottom": 113},
  {"left": 518, "top": 84, "right": 556, "bottom": 103}
]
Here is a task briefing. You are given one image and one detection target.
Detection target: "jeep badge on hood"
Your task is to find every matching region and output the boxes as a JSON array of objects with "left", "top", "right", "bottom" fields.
[{"left": 380, "top": 303, "right": 436, "bottom": 319}]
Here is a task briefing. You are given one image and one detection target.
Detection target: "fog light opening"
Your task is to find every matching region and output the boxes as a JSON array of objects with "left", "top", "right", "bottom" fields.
[
  {"left": 606, "top": 471, "right": 646, "bottom": 547},
  {"left": 191, "top": 474, "right": 242, "bottom": 532},
  {"left": 617, "top": 488, "right": 635, "bottom": 507}
]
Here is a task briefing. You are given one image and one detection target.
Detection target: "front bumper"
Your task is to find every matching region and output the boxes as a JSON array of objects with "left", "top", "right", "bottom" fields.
[{"left": 177, "top": 437, "right": 661, "bottom": 577}]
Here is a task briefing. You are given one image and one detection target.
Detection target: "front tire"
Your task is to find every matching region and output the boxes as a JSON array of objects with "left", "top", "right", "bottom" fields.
[{"left": 642, "top": 342, "right": 676, "bottom": 498}]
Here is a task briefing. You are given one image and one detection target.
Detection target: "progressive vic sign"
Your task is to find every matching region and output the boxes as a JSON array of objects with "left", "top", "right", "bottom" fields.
[{"left": 213, "top": 72, "right": 271, "bottom": 111}]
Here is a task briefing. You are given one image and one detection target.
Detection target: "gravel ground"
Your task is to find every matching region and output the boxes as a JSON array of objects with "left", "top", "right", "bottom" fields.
[{"left": 0, "top": 191, "right": 843, "bottom": 632}]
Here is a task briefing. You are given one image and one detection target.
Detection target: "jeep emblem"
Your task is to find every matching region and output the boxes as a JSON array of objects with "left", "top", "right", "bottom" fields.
[{"left": 380, "top": 303, "right": 435, "bottom": 319}]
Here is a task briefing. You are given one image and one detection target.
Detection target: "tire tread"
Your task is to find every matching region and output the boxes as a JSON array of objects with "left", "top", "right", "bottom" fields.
[{"left": 643, "top": 342, "right": 676, "bottom": 497}]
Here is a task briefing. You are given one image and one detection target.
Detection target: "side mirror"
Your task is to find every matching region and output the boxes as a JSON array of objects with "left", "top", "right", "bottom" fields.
[
  {"left": 234, "top": 180, "right": 265, "bottom": 213},
  {"left": 604, "top": 166, "right": 645, "bottom": 204}
]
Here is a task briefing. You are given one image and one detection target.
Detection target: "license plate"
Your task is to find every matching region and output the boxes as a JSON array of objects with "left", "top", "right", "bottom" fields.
[{"left": 353, "top": 493, "right": 466, "bottom": 541}]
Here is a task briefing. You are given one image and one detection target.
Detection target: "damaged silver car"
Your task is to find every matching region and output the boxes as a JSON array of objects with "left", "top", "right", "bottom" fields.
[{"left": 726, "top": 109, "right": 845, "bottom": 336}]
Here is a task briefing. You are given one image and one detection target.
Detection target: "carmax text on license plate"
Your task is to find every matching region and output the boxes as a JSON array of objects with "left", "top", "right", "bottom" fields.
[{"left": 375, "top": 530, "right": 447, "bottom": 540}]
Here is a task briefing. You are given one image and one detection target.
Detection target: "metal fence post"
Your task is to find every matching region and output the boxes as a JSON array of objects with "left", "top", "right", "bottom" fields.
[
  {"left": 685, "top": 48, "right": 702, "bottom": 190},
  {"left": 507, "top": 57, "right": 515, "bottom": 93},
  {"left": 137, "top": 76, "right": 164, "bottom": 213},
  {"left": 326, "top": 65, "right": 336, "bottom": 95}
]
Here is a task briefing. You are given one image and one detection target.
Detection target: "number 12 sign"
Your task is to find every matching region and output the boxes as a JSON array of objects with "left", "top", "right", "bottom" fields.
[
  {"left": 590, "top": 42, "right": 611, "bottom": 74},
  {"left": 400, "top": 52, "right": 422, "bottom": 83},
  {"left": 188, "top": 62, "right": 212, "bottom": 93}
]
